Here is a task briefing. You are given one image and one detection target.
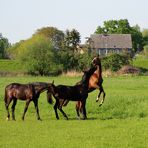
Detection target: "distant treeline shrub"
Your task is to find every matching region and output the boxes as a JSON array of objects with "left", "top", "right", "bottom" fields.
[{"left": 101, "top": 54, "right": 130, "bottom": 71}]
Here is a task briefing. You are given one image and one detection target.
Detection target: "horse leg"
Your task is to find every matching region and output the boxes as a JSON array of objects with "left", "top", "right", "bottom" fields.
[
  {"left": 81, "top": 100, "right": 87, "bottom": 120},
  {"left": 11, "top": 99, "right": 17, "bottom": 120},
  {"left": 5, "top": 98, "right": 12, "bottom": 121},
  {"left": 33, "top": 99, "right": 41, "bottom": 120},
  {"left": 99, "top": 87, "right": 106, "bottom": 107},
  {"left": 58, "top": 107, "right": 68, "bottom": 120},
  {"left": 54, "top": 100, "right": 59, "bottom": 120},
  {"left": 75, "top": 101, "right": 81, "bottom": 119},
  {"left": 22, "top": 99, "right": 31, "bottom": 120},
  {"left": 58, "top": 100, "right": 68, "bottom": 120},
  {"left": 96, "top": 88, "right": 102, "bottom": 102}
]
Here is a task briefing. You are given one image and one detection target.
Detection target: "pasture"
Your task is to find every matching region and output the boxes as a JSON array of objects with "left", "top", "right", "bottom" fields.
[{"left": 0, "top": 76, "right": 148, "bottom": 148}]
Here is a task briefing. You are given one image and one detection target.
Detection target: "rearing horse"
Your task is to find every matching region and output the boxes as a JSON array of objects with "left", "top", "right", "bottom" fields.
[
  {"left": 90, "top": 55, "right": 106, "bottom": 104},
  {"left": 4, "top": 82, "right": 53, "bottom": 121},
  {"left": 75, "top": 55, "right": 106, "bottom": 118}
]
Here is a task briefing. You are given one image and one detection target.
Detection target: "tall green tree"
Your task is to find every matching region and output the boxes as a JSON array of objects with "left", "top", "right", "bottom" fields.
[
  {"left": 63, "top": 29, "right": 80, "bottom": 52},
  {"left": 0, "top": 33, "right": 10, "bottom": 58},
  {"left": 95, "top": 19, "right": 143, "bottom": 52},
  {"left": 34, "top": 27, "right": 64, "bottom": 50}
]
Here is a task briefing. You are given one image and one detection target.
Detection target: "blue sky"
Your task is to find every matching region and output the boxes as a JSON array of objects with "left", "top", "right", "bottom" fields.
[{"left": 1, "top": 0, "right": 147, "bottom": 44}]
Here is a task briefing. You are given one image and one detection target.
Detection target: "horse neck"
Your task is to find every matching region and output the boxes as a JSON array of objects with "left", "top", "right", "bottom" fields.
[
  {"left": 34, "top": 83, "right": 49, "bottom": 94},
  {"left": 81, "top": 73, "right": 92, "bottom": 89}
]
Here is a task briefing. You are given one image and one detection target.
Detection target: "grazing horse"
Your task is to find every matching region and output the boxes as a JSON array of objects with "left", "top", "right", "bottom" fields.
[
  {"left": 48, "top": 65, "right": 97, "bottom": 120},
  {"left": 4, "top": 82, "right": 53, "bottom": 121}
]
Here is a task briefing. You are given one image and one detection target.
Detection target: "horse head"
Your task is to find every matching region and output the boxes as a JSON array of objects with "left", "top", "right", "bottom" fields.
[{"left": 92, "top": 54, "right": 101, "bottom": 66}]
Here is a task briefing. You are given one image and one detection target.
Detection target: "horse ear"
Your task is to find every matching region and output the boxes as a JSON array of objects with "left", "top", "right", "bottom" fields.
[{"left": 52, "top": 80, "right": 54, "bottom": 84}]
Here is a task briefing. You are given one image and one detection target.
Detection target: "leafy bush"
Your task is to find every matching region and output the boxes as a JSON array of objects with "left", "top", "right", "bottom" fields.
[
  {"left": 102, "top": 54, "right": 130, "bottom": 71},
  {"left": 16, "top": 35, "right": 62, "bottom": 76},
  {"left": 57, "top": 51, "right": 92, "bottom": 72}
]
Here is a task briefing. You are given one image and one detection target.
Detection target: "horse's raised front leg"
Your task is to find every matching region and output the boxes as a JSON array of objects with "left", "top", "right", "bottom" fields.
[
  {"left": 33, "top": 99, "right": 41, "bottom": 120},
  {"left": 96, "top": 86, "right": 106, "bottom": 107},
  {"left": 11, "top": 99, "right": 17, "bottom": 120},
  {"left": 22, "top": 99, "right": 31, "bottom": 120}
]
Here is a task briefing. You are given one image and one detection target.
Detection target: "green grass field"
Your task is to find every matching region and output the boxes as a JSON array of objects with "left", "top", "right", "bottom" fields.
[
  {"left": 0, "top": 76, "right": 148, "bottom": 148},
  {"left": 133, "top": 54, "right": 148, "bottom": 70},
  {"left": 0, "top": 60, "right": 26, "bottom": 73}
]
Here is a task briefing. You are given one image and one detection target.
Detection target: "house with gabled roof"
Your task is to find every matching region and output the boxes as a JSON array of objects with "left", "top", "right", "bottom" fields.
[{"left": 89, "top": 34, "right": 132, "bottom": 55}]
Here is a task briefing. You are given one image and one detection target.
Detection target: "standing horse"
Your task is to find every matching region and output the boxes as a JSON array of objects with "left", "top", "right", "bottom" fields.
[
  {"left": 4, "top": 82, "right": 53, "bottom": 121},
  {"left": 48, "top": 65, "right": 97, "bottom": 120}
]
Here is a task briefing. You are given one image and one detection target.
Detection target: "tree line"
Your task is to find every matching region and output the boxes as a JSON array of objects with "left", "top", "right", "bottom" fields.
[{"left": 1, "top": 19, "right": 148, "bottom": 75}]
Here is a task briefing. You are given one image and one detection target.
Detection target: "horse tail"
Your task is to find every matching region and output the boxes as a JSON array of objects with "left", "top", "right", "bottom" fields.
[{"left": 47, "top": 90, "right": 53, "bottom": 105}]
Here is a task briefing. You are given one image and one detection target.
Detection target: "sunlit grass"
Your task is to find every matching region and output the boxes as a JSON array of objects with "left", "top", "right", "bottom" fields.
[{"left": 0, "top": 76, "right": 148, "bottom": 148}]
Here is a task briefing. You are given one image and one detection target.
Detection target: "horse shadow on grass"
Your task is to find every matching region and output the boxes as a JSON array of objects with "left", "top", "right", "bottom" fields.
[{"left": 68, "top": 117, "right": 98, "bottom": 121}]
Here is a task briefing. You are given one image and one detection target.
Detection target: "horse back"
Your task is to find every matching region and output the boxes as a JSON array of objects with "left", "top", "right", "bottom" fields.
[
  {"left": 57, "top": 85, "right": 88, "bottom": 101},
  {"left": 5, "top": 83, "right": 34, "bottom": 100}
]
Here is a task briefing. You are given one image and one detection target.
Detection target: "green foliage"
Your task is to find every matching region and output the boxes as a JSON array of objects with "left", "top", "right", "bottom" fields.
[
  {"left": 34, "top": 26, "right": 64, "bottom": 50},
  {"left": 57, "top": 50, "right": 92, "bottom": 71},
  {"left": 0, "top": 33, "right": 10, "bottom": 59},
  {"left": 7, "top": 40, "right": 25, "bottom": 59},
  {"left": 63, "top": 29, "right": 80, "bottom": 52},
  {"left": 14, "top": 35, "right": 62, "bottom": 76},
  {"left": 95, "top": 19, "right": 144, "bottom": 52},
  {"left": 102, "top": 53, "right": 130, "bottom": 71}
]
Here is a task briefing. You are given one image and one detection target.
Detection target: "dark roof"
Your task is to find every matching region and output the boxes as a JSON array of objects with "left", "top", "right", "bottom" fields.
[{"left": 90, "top": 34, "right": 132, "bottom": 49}]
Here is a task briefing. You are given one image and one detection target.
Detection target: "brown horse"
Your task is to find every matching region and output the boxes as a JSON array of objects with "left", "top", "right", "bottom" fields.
[
  {"left": 4, "top": 82, "right": 53, "bottom": 121},
  {"left": 48, "top": 65, "right": 97, "bottom": 120}
]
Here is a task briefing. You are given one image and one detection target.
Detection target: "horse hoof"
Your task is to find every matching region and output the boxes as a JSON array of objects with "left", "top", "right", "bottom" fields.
[
  {"left": 99, "top": 104, "right": 102, "bottom": 107},
  {"left": 82, "top": 117, "right": 87, "bottom": 120}
]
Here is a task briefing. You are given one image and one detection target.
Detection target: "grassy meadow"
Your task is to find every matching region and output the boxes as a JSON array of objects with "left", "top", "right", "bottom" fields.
[{"left": 0, "top": 75, "right": 148, "bottom": 148}]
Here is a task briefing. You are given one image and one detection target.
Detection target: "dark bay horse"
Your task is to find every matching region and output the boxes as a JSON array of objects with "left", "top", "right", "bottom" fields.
[
  {"left": 48, "top": 66, "right": 97, "bottom": 120},
  {"left": 4, "top": 82, "right": 53, "bottom": 121}
]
